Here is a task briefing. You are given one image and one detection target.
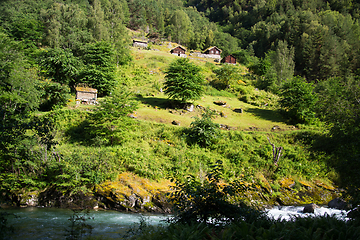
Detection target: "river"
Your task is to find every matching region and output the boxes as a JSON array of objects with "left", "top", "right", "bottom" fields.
[
  {"left": 0, "top": 207, "right": 168, "bottom": 239},
  {"left": 0, "top": 206, "right": 349, "bottom": 239}
]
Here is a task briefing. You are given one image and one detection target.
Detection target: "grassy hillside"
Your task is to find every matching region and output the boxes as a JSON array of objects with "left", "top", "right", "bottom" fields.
[
  {"left": 121, "top": 46, "right": 285, "bottom": 130},
  {"left": 46, "top": 44, "right": 341, "bottom": 209}
]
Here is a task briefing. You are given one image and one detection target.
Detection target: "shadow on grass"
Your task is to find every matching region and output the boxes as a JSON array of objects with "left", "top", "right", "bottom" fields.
[
  {"left": 245, "top": 107, "right": 285, "bottom": 123},
  {"left": 64, "top": 120, "right": 93, "bottom": 146},
  {"left": 135, "top": 95, "right": 185, "bottom": 109}
]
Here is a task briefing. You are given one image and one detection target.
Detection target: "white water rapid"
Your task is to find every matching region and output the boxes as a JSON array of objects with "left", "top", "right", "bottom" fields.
[{"left": 266, "top": 205, "right": 349, "bottom": 221}]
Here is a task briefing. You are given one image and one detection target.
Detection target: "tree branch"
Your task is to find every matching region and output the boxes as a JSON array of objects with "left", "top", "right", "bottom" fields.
[{"left": 267, "top": 137, "right": 283, "bottom": 165}]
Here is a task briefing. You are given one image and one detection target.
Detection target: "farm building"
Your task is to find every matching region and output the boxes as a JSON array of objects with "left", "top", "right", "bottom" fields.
[
  {"left": 221, "top": 55, "right": 237, "bottom": 64},
  {"left": 76, "top": 86, "right": 98, "bottom": 105},
  {"left": 170, "top": 46, "right": 186, "bottom": 57},
  {"left": 204, "top": 46, "right": 222, "bottom": 59},
  {"left": 204, "top": 46, "right": 222, "bottom": 55},
  {"left": 132, "top": 39, "right": 148, "bottom": 48}
]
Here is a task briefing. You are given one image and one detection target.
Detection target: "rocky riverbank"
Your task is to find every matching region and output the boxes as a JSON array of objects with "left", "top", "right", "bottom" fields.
[{"left": 1, "top": 172, "right": 343, "bottom": 212}]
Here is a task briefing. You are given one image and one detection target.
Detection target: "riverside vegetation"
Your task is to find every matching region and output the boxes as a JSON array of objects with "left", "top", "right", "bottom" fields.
[{"left": 1, "top": 0, "right": 360, "bottom": 239}]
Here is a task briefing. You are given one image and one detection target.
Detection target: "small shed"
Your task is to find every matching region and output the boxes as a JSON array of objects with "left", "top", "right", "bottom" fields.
[
  {"left": 132, "top": 39, "right": 148, "bottom": 48},
  {"left": 170, "top": 46, "right": 186, "bottom": 57},
  {"left": 76, "top": 86, "right": 98, "bottom": 104},
  {"left": 221, "top": 55, "right": 237, "bottom": 64},
  {"left": 204, "top": 46, "right": 222, "bottom": 56}
]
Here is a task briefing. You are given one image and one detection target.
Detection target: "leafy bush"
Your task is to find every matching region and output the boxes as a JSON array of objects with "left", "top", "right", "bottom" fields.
[
  {"left": 87, "top": 87, "right": 138, "bottom": 146},
  {"left": 169, "top": 160, "right": 264, "bottom": 226},
  {"left": 187, "top": 107, "right": 220, "bottom": 147},
  {"left": 236, "top": 85, "right": 280, "bottom": 109},
  {"left": 37, "top": 80, "right": 71, "bottom": 111},
  {"left": 280, "top": 76, "right": 317, "bottom": 123},
  {"left": 203, "top": 85, "right": 237, "bottom": 97},
  {"left": 38, "top": 48, "right": 80, "bottom": 86},
  {"left": 211, "top": 64, "right": 242, "bottom": 90}
]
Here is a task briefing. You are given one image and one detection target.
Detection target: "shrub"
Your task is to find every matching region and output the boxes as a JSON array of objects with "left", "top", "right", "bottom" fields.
[
  {"left": 168, "top": 160, "right": 264, "bottom": 226},
  {"left": 280, "top": 76, "right": 317, "bottom": 123},
  {"left": 188, "top": 107, "right": 220, "bottom": 147}
]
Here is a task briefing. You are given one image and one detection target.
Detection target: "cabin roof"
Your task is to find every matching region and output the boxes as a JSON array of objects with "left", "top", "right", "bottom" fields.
[
  {"left": 171, "top": 45, "right": 187, "bottom": 51},
  {"left": 75, "top": 87, "right": 98, "bottom": 93},
  {"left": 132, "top": 39, "right": 148, "bottom": 44},
  {"left": 204, "top": 46, "right": 222, "bottom": 53}
]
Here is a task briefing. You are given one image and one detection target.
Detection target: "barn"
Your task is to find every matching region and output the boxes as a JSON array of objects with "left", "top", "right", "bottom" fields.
[
  {"left": 170, "top": 46, "right": 186, "bottom": 57},
  {"left": 203, "top": 46, "right": 222, "bottom": 60},
  {"left": 76, "top": 86, "right": 98, "bottom": 105},
  {"left": 132, "top": 39, "right": 148, "bottom": 48},
  {"left": 221, "top": 55, "right": 237, "bottom": 64},
  {"left": 204, "top": 46, "right": 222, "bottom": 56}
]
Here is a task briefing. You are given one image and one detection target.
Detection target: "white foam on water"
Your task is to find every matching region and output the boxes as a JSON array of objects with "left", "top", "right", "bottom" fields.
[{"left": 266, "top": 206, "right": 349, "bottom": 221}]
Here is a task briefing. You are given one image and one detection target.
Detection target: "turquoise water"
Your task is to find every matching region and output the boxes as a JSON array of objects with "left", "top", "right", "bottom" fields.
[
  {"left": 1, "top": 207, "right": 168, "bottom": 239},
  {"left": 1, "top": 206, "right": 349, "bottom": 239}
]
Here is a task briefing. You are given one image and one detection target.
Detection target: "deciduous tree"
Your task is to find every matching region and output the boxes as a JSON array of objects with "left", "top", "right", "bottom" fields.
[
  {"left": 279, "top": 76, "right": 317, "bottom": 123},
  {"left": 164, "top": 58, "right": 204, "bottom": 103}
]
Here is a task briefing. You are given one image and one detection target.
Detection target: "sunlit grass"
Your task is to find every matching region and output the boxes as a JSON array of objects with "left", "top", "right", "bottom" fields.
[{"left": 135, "top": 93, "right": 288, "bottom": 130}]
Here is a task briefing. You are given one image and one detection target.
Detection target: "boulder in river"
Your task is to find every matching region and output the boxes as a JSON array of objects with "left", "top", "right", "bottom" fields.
[
  {"left": 328, "top": 198, "right": 347, "bottom": 210},
  {"left": 303, "top": 203, "right": 319, "bottom": 213}
]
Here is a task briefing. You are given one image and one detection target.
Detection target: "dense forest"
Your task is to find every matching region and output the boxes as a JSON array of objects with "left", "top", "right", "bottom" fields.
[{"left": 0, "top": 0, "right": 360, "bottom": 217}]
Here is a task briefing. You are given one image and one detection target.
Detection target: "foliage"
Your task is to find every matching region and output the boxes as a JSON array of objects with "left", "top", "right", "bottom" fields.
[
  {"left": 279, "top": 77, "right": 318, "bottom": 123},
  {"left": 168, "top": 10, "right": 193, "bottom": 45},
  {"left": 211, "top": 64, "right": 241, "bottom": 90},
  {"left": 38, "top": 48, "right": 80, "bottom": 86},
  {"left": 316, "top": 77, "right": 360, "bottom": 142},
  {"left": 232, "top": 48, "right": 258, "bottom": 67},
  {"left": 0, "top": 31, "right": 47, "bottom": 204},
  {"left": 87, "top": 87, "right": 138, "bottom": 146},
  {"left": 38, "top": 40, "right": 119, "bottom": 96},
  {"left": 213, "top": 31, "right": 240, "bottom": 57},
  {"left": 65, "top": 209, "right": 93, "bottom": 240},
  {"left": 187, "top": 107, "right": 220, "bottom": 147},
  {"left": 169, "top": 160, "right": 263, "bottom": 226},
  {"left": 79, "top": 41, "right": 116, "bottom": 96},
  {"left": 128, "top": 214, "right": 360, "bottom": 240},
  {"left": 37, "top": 80, "right": 71, "bottom": 111},
  {"left": 237, "top": 85, "right": 280, "bottom": 109},
  {"left": 164, "top": 58, "right": 204, "bottom": 103},
  {"left": 3, "top": 0, "right": 359, "bottom": 213},
  {"left": 249, "top": 51, "right": 272, "bottom": 74},
  {"left": 315, "top": 76, "right": 360, "bottom": 207},
  {"left": 0, "top": 212, "right": 15, "bottom": 239},
  {"left": 271, "top": 40, "right": 295, "bottom": 84}
]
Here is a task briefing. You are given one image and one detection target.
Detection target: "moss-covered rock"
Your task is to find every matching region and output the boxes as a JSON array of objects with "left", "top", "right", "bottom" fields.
[
  {"left": 95, "top": 172, "right": 173, "bottom": 213},
  {"left": 1, "top": 173, "right": 342, "bottom": 212}
]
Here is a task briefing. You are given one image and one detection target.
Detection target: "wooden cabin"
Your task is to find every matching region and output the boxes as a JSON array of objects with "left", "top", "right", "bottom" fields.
[
  {"left": 203, "top": 46, "right": 222, "bottom": 56},
  {"left": 221, "top": 55, "right": 237, "bottom": 64},
  {"left": 170, "top": 46, "right": 186, "bottom": 57},
  {"left": 76, "top": 86, "right": 98, "bottom": 104},
  {"left": 132, "top": 39, "right": 148, "bottom": 48}
]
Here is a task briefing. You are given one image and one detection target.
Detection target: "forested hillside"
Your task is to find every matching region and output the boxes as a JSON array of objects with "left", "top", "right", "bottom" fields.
[{"left": 0, "top": 0, "right": 359, "bottom": 215}]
